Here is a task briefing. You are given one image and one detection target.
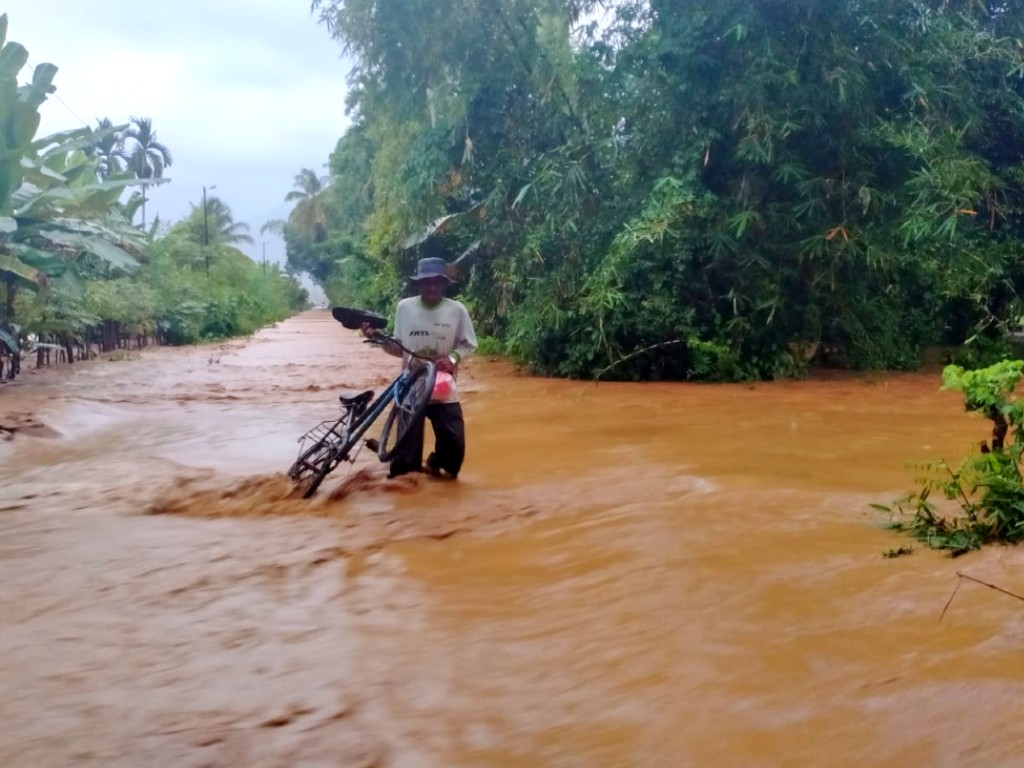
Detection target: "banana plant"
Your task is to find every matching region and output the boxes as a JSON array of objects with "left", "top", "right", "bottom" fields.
[
  {"left": 0, "top": 13, "right": 56, "bottom": 295},
  {"left": 0, "top": 14, "right": 145, "bottom": 331}
]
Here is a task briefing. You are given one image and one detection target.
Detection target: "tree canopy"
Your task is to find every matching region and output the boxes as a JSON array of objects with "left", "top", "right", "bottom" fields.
[{"left": 291, "top": 1, "right": 1024, "bottom": 379}]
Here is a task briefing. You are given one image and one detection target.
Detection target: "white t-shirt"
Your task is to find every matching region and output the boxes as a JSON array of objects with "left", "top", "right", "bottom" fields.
[{"left": 393, "top": 297, "right": 478, "bottom": 403}]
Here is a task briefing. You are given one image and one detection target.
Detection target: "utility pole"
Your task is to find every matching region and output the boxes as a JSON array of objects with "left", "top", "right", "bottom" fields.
[{"left": 202, "top": 184, "right": 216, "bottom": 276}]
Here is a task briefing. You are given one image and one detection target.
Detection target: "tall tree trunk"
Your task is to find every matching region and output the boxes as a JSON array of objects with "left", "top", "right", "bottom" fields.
[
  {"left": 60, "top": 333, "right": 74, "bottom": 366},
  {"left": 4, "top": 274, "right": 15, "bottom": 322}
]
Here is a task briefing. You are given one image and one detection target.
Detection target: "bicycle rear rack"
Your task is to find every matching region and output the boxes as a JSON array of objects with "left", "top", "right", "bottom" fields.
[{"left": 297, "top": 420, "right": 343, "bottom": 450}]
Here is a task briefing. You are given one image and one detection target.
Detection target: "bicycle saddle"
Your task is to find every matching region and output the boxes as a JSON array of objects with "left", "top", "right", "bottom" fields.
[
  {"left": 331, "top": 306, "right": 387, "bottom": 330},
  {"left": 339, "top": 390, "right": 374, "bottom": 408}
]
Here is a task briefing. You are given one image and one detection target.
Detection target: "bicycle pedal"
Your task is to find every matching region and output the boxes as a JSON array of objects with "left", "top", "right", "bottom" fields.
[{"left": 364, "top": 438, "right": 380, "bottom": 451}]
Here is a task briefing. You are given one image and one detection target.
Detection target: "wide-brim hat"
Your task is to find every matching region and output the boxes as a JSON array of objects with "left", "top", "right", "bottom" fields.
[{"left": 409, "top": 257, "right": 453, "bottom": 282}]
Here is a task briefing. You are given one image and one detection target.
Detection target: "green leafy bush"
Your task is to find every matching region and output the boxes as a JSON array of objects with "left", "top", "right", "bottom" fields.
[{"left": 879, "top": 360, "right": 1024, "bottom": 554}]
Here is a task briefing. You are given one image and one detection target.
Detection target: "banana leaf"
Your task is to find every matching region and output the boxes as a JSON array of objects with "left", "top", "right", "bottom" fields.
[
  {"left": 45, "top": 216, "right": 146, "bottom": 251},
  {"left": 0, "top": 250, "right": 47, "bottom": 286},
  {"left": 35, "top": 124, "right": 127, "bottom": 159},
  {"left": 35, "top": 230, "right": 138, "bottom": 270},
  {"left": 5, "top": 243, "right": 65, "bottom": 274},
  {"left": 0, "top": 323, "right": 18, "bottom": 353},
  {"left": 0, "top": 40, "right": 28, "bottom": 85},
  {"left": 21, "top": 158, "right": 66, "bottom": 186}
]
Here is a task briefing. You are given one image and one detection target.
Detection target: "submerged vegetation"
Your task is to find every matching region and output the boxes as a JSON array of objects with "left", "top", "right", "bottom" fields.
[
  {"left": 878, "top": 360, "right": 1024, "bottom": 555},
  {"left": 0, "top": 15, "right": 307, "bottom": 381},
  {"left": 273, "top": 0, "right": 1024, "bottom": 381}
]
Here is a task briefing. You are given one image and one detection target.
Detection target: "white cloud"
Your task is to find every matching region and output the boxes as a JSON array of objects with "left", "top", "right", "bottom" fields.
[{"left": 4, "top": 0, "right": 353, "bottom": 266}]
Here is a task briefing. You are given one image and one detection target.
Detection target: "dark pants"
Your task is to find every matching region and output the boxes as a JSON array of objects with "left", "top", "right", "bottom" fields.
[{"left": 389, "top": 402, "right": 466, "bottom": 479}]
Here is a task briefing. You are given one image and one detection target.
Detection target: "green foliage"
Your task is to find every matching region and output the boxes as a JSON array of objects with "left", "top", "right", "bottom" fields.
[
  {"left": 0, "top": 15, "right": 305, "bottom": 376},
  {"left": 293, "top": 0, "right": 1024, "bottom": 381},
  {"left": 121, "top": 116, "right": 172, "bottom": 228},
  {"left": 948, "top": 333, "right": 1017, "bottom": 370},
  {"left": 0, "top": 13, "right": 56, "bottom": 212},
  {"left": 880, "top": 360, "right": 1024, "bottom": 554},
  {"left": 475, "top": 335, "right": 504, "bottom": 357},
  {"left": 140, "top": 233, "right": 307, "bottom": 344},
  {"left": 944, "top": 359, "right": 1024, "bottom": 414},
  {"left": 7, "top": 225, "right": 308, "bottom": 353},
  {"left": 0, "top": 17, "right": 144, "bottom": 330},
  {"left": 16, "top": 287, "right": 99, "bottom": 337},
  {"left": 172, "top": 196, "right": 253, "bottom": 247}
]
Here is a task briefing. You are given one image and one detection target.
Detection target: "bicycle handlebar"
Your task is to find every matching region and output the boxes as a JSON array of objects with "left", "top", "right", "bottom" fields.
[{"left": 363, "top": 330, "right": 435, "bottom": 361}]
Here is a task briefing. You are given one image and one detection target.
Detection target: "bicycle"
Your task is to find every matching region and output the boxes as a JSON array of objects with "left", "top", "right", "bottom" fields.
[{"left": 287, "top": 307, "right": 438, "bottom": 498}]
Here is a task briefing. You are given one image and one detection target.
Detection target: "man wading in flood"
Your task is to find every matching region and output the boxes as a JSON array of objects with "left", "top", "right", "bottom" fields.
[{"left": 363, "top": 257, "right": 478, "bottom": 479}]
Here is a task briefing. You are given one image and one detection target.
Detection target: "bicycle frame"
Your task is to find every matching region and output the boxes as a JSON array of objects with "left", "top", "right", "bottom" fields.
[
  {"left": 296, "top": 363, "right": 421, "bottom": 467},
  {"left": 340, "top": 370, "right": 410, "bottom": 453},
  {"left": 288, "top": 326, "right": 439, "bottom": 496}
]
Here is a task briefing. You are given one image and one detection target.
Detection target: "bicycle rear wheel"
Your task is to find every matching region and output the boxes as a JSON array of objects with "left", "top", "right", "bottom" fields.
[
  {"left": 289, "top": 434, "right": 334, "bottom": 481},
  {"left": 378, "top": 362, "right": 436, "bottom": 461},
  {"left": 299, "top": 444, "right": 344, "bottom": 498},
  {"left": 288, "top": 418, "right": 349, "bottom": 498}
]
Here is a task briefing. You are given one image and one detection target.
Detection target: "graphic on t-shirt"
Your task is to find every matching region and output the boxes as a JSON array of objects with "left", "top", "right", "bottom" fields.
[{"left": 393, "top": 297, "right": 479, "bottom": 402}]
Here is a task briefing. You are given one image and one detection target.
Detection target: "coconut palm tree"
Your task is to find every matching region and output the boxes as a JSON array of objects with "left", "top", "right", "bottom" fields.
[
  {"left": 190, "top": 196, "right": 253, "bottom": 246},
  {"left": 285, "top": 167, "right": 330, "bottom": 241},
  {"left": 123, "top": 116, "right": 173, "bottom": 228},
  {"left": 259, "top": 218, "right": 286, "bottom": 238}
]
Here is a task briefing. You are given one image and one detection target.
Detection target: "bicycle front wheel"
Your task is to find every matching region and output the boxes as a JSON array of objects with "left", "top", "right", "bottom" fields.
[{"left": 378, "top": 362, "right": 436, "bottom": 461}]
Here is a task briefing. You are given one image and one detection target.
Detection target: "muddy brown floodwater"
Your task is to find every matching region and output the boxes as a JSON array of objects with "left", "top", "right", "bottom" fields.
[{"left": 2, "top": 310, "right": 1023, "bottom": 767}]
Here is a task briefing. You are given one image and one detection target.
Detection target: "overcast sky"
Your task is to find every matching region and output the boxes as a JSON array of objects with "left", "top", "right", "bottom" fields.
[{"left": 4, "top": 0, "right": 351, "bottom": 273}]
